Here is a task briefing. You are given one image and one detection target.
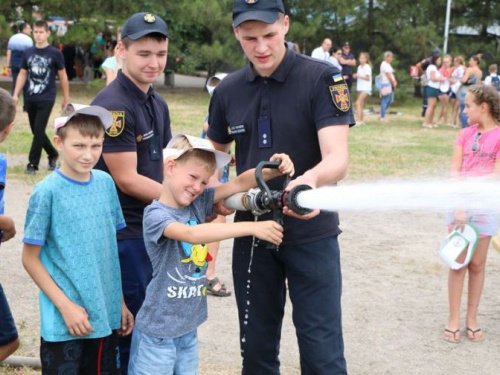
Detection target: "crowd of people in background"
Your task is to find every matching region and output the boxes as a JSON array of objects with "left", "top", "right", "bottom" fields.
[
  {"left": 413, "top": 49, "right": 499, "bottom": 129},
  {"left": 5, "top": 22, "right": 122, "bottom": 84},
  {"left": 308, "top": 38, "right": 499, "bottom": 127}
]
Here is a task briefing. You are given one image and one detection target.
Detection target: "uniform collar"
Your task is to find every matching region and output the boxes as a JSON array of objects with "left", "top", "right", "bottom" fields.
[
  {"left": 116, "top": 70, "right": 156, "bottom": 104},
  {"left": 245, "top": 46, "right": 295, "bottom": 83}
]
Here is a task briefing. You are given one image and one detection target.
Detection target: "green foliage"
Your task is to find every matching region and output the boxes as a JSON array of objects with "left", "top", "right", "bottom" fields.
[
  {"left": 61, "top": 24, "right": 98, "bottom": 48},
  {"left": 0, "top": 0, "right": 498, "bottom": 75}
]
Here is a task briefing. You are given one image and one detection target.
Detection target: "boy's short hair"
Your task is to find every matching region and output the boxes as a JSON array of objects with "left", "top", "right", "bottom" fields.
[
  {"left": 56, "top": 116, "right": 105, "bottom": 141},
  {"left": 163, "top": 134, "right": 231, "bottom": 171},
  {"left": 489, "top": 64, "right": 498, "bottom": 73},
  {"left": 34, "top": 20, "right": 49, "bottom": 31},
  {"left": 0, "top": 88, "right": 16, "bottom": 132},
  {"left": 55, "top": 104, "right": 112, "bottom": 140}
]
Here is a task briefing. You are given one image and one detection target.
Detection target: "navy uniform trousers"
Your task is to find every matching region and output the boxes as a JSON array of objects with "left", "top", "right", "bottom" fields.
[
  {"left": 117, "top": 238, "right": 153, "bottom": 375},
  {"left": 233, "top": 235, "right": 347, "bottom": 375}
]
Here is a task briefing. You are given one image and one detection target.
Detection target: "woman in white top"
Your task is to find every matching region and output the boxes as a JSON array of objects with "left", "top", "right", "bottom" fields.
[
  {"left": 353, "top": 52, "right": 372, "bottom": 125},
  {"left": 379, "top": 51, "right": 397, "bottom": 122},
  {"left": 422, "top": 55, "right": 443, "bottom": 128},
  {"left": 449, "top": 55, "right": 465, "bottom": 127}
]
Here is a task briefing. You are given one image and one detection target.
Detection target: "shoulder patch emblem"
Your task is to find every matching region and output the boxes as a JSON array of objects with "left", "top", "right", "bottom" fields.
[
  {"left": 106, "top": 111, "right": 125, "bottom": 137},
  {"left": 329, "top": 83, "right": 350, "bottom": 112}
]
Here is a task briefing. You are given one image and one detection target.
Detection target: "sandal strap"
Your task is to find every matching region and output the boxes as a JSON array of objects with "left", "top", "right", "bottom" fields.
[
  {"left": 207, "top": 277, "right": 220, "bottom": 287},
  {"left": 207, "top": 277, "right": 226, "bottom": 290},
  {"left": 444, "top": 328, "right": 459, "bottom": 335},
  {"left": 466, "top": 327, "right": 482, "bottom": 338}
]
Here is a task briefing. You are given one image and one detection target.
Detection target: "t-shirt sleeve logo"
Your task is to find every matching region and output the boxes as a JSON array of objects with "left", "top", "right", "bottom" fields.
[
  {"left": 329, "top": 83, "right": 350, "bottom": 112},
  {"left": 106, "top": 111, "right": 125, "bottom": 137}
]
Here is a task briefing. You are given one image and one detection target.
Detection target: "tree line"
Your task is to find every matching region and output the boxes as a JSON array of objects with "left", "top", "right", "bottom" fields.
[{"left": 1, "top": 0, "right": 498, "bottom": 78}]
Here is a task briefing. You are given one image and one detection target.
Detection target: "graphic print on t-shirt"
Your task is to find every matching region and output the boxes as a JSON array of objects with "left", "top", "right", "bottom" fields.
[
  {"left": 27, "top": 54, "right": 53, "bottom": 96},
  {"left": 180, "top": 219, "right": 212, "bottom": 278},
  {"left": 164, "top": 218, "right": 212, "bottom": 299}
]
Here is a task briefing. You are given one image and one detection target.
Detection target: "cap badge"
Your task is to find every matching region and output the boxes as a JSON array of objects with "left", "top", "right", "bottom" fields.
[
  {"left": 245, "top": 0, "right": 259, "bottom": 4},
  {"left": 144, "top": 13, "right": 156, "bottom": 23}
]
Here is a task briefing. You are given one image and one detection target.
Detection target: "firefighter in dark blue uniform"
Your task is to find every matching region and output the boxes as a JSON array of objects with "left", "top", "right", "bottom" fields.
[
  {"left": 207, "top": 1, "right": 354, "bottom": 374},
  {"left": 91, "top": 12, "right": 171, "bottom": 374}
]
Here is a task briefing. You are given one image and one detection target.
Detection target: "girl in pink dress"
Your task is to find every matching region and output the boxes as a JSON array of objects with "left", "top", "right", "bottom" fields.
[
  {"left": 444, "top": 84, "right": 500, "bottom": 343},
  {"left": 437, "top": 54, "right": 452, "bottom": 125}
]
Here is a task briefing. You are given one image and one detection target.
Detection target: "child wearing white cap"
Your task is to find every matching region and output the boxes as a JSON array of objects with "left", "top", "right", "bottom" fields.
[
  {"left": 22, "top": 104, "right": 134, "bottom": 374},
  {"left": 128, "top": 134, "right": 294, "bottom": 374}
]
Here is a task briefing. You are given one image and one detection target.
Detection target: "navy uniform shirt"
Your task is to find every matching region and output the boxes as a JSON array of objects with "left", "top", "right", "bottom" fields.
[
  {"left": 208, "top": 48, "right": 354, "bottom": 245},
  {"left": 341, "top": 51, "right": 355, "bottom": 77},
  {"left": 92, "top": 70, "right": 172, "bottom": 239}
]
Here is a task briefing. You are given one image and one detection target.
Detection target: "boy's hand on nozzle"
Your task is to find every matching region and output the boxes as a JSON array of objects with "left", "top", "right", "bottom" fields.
[
  {"left": 253, "top": 220, "right": 284, "bottom": 245},
  {"left": 270, "top": 153, "right": 294, "bottom": 177},
  {"left": 59, "top": 300, "right": 94, "bottom": 337},
  {"left": 118, "top": 300, "right": 134, "bottom": 336}
]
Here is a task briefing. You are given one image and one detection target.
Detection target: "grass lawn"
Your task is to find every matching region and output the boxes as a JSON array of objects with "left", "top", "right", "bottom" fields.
[{"left": 0, "top": 81, "right": 458, "bottom": 183}]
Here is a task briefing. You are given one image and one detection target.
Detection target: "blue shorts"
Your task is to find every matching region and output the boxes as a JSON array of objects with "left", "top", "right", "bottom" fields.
[
  {"left": 129, "top": 328, "right": 199, "bottom": 375},
  {"left": 0, "top": 281, "right": 18, "bottom": 346},
  {"left": 424, "top": 86, "right": 440, "bottom": 98}
]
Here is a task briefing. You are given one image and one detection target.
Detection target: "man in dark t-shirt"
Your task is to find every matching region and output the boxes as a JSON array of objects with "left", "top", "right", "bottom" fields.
[{"left": 13, "top": 20, "right": 69, "bottom": 175}]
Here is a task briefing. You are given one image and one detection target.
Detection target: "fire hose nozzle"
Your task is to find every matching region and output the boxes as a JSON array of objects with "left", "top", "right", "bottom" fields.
[
  {"left": 224, "top": 184, "right": 313, "bottom": 216},
  {"left": 284, "top": 184, "right": 313, "bottom": 215}
]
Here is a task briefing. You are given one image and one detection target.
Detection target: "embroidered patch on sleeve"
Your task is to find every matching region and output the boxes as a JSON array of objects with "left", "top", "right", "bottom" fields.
[
  {"left": 329, "top": 83, "right": 350, "bottom": 112},
  {"left": 106, "top": 111, "right": 125, "bottom": 137}
]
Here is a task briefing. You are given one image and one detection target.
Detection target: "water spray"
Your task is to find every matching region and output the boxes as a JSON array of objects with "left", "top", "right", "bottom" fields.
[{"left": 227, "top": 171, "right": 500, "bottom": 215}]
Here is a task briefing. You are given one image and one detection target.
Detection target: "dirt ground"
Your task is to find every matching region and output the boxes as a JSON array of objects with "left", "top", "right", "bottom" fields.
[{"left": 1, "top": 178, "right": 500, "bottom": 374}]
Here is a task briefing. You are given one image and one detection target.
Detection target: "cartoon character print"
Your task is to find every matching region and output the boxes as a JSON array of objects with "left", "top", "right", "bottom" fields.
[
  {"left": 180, "top": 219, "right": 212, "bottom": 278},
  {"left": 27, "top": 54, "right": 53, "bottom": 96},
  {"left": 164, "top": 218, "right": 212, "bottom": 299}
]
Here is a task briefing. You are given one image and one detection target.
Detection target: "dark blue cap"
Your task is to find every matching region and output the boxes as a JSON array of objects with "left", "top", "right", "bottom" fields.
[
  {"left": 233, "top": 0, "right": 285, "bottom": 27},
  {"left": 432, "top": 48, "right": 441, "bottom": 57},
  {"left": 121, "top": 12, "right": 169, "bottom": 40}
]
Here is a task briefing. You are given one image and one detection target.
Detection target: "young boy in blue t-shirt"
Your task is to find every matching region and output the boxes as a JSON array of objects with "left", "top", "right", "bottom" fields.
[
  {"left": 0, "top": 88, "right": 20, "bottom": 362},
  {"left": 22, "top": 104, "right": 134, "bottom": 374},
  {"left": 128, "top": 134, "right": 293, "bottom": 374}
]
